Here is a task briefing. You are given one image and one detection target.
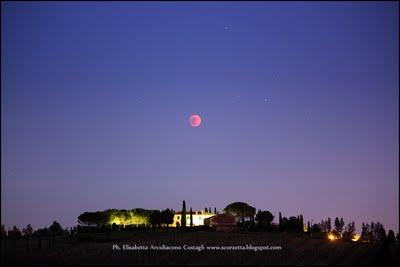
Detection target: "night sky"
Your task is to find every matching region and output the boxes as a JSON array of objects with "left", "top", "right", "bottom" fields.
[{"left": 1, "top": 2, "right": 398, "bottom": 233}]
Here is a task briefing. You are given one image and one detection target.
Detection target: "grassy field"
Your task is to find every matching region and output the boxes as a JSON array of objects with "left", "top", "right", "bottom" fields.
[{"left": 1, "top": 230, "right": 399, "bottom": 265}]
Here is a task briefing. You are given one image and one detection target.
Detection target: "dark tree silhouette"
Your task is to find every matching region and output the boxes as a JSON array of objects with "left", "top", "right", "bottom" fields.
[
  {"left": 280, "top": 217, "right": 289, "bottom": 231},
  {"left": 181, "top": 200, "right": 186, "bottom": 228},
  {"left": 320, "top": 219, "right": 331, "bottom": 232},
  {"left": 111, "top": 223, "right": 118, "bottom": 231},
  {"left": 32, "top": 227, "right": 49, "bottom": 237},
  {"left": 49, "top": 221, "right": 63, "bottom": 235},
  {"left": 372, "top": 222, "right": 386, "bottom": 244},
  {"left": 149, "top": 210, "right": 162, "bottom": 228},
  {"left": 361, "top": 223, "right": 373, "bottom": 242},
  {"left": 214, "top": 207, "right": 217, "bottom": 214},
  {"left": 287, "top": 216, "right": 301, "bottom": 232},
  {"left": 327, "top": 218, "right": 332, "bottom": 232},
  {"left": 310, "top": 224, "right": 321, "bottom": 233},
  {"left": 78, "top": 212, "right": 101, "bottom": 227},
  {"left": 0, "top": 224, "right": 6, "bottom": 238},
  {"left": 190, "top": 207, "right": 193, "bottom": 228},
  {"left": 161, "top": 209, "right": 174, "bottom": 227},
  {"left": 342, "top": 221, "right": 356, "bottom": 241},
  {"left": 255, "top": 210, "right": 274, "bottom": 230},
  {"left": 22, "top": 224, "right": 33, "bottom": 237},
  {"left": 299, "top": 215, "right": 304, "bottom": 231},
  {"left": 360, "top": 221, "right": 387, "bottom": 244},
  {"left": 386, "top": 230, "right": 396, "bottom": 244},
  {"left": 278, "top": 214, "right": 303, "bottom": 232},
  {"left": 279, "top": 212, "right": 282, "bottom": 230},
  {"left": 8, "top": 225, "right": 22, "bottom": 239},
  {"left": 334, "top": 217, "right": 344, "bottom": 235},
  {"left": 224, "top": 202, "right": 256, "bottom": 223}
]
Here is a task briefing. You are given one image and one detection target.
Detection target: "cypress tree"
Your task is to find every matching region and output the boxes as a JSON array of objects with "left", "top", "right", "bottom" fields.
[
  {"left": 190, "top": 208, "right": 193, "bottom": 228},
  {"left": 214, "top": 207, "right": 217, "bottom": 214},
  {"left": 327, "top": 217, "right": 332, "bottom": 232},
  {"left": 279, "top": 212, "right": 282, "bottom": 230},
  {"left": 181, "top": 200, "right": 186, "bottom": 228},
  {"left": 334, "top": 217, "right": 340, "bottom": 233},
  {"left": 340, "top": 217, "right": 344, "bottom": 233},
  {"left": 300, "top": 215, "right": 304, "bottom": 232}
]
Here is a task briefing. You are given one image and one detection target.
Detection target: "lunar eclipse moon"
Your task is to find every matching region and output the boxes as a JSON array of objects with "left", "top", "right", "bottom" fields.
[{"left": 189, "top": 114, "right": 202, "bottom": 127}]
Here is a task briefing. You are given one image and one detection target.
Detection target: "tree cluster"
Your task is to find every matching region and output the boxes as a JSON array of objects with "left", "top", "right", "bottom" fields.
[
  {"left": 1, "top": 221, "right": 69, "bottom": 239},
  {"left": 148, "top": 209, "right": 174, "bottom": 228},
  {"left": 279, "top": 212, "right": 304, "bottom": 232},
  {"left": 360, "top": 222, "right": 387, "bottom": 244}
]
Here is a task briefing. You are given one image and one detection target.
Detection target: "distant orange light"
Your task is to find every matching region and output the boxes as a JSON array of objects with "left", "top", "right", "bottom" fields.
[{"left": 328, "top": 233, "right": 337, "bottom": 241}]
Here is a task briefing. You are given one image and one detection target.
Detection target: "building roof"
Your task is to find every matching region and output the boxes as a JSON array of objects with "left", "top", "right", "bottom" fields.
[
  {"left": 205, "top": 214, "right": 236, "bottom": 225},
  {"left": 174, "top": 210, "right": 215, "bottom": 215}
]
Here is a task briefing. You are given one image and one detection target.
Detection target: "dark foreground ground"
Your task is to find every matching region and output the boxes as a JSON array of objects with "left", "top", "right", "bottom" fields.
[{"left": 1, "top": 230, "right": 399, "bottom": 265}]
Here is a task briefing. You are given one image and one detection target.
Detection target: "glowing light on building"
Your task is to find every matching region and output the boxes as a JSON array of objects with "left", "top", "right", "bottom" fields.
[
  {"left": 172, "top": 210, "right": 215, "bottom": 227},
  {"left": 351, "top": 233, "right": 361, "bottom": 242}
]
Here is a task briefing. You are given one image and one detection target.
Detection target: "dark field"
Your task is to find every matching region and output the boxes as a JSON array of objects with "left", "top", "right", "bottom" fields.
[{"left": 1, "top": 231, "right": 399, "bottom": 265}]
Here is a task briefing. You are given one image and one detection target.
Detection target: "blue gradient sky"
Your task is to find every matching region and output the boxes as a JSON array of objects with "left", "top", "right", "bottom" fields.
[{"left": 1, "top": 2, "right": 398, "bottom": 233}]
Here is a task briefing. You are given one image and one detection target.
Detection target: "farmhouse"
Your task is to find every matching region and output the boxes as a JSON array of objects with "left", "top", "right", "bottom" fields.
[
  {"left": 204, "top": 213, "right": 237, "bottom": 232},
  {"left": 172, "top": 210, "right": 215, "bottom": 227}
]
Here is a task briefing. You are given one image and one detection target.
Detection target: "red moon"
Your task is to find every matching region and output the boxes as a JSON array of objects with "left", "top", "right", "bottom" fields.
[{"left": 189, "top": 114, "right": 202, "bottom": 127}]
